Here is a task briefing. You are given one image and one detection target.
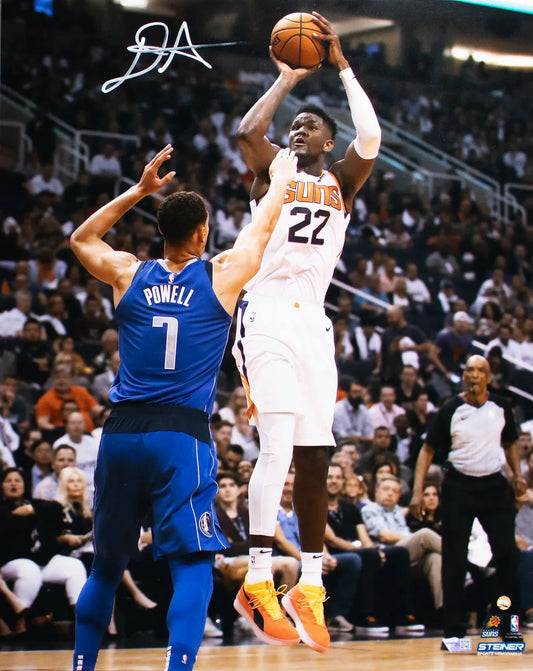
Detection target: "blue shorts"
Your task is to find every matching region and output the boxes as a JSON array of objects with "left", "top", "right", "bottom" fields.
[{"left": 93, "top": 403, "right": 228, "bottom": 561}]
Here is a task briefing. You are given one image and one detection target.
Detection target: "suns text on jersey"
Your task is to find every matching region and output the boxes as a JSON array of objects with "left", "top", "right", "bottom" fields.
[
  {"left": 284, "top": 180, "right": 343, "bottom": 211},
  {"left": 143, "top": 284, "right": 194, "bottom": 307}
]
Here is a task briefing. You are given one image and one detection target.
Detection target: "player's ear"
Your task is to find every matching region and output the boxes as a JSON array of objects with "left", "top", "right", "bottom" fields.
[{"left": 323, "top": 139, "right": 334, "bottom": 153}]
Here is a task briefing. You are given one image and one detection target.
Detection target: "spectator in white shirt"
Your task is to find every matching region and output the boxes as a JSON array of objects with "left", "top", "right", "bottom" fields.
[
  {"left": 390, "top": 276, "right": 411, "bottom": 309},
  {"left": 352, "top": 319, "right": 381, "bottom": 371},
  {"left": 487, "top": 323, "right": 521, "bottom": 360},
  {"left": 89, "top": 142, "right": 122, "bottom": 178},
  {"left": 52, "top": 412, "right": 99, "bottom": 504},
  {"left": 215, "top": 199, "right": 251, "bottom": 248},
  {"left": 0, "top": 292, "right": 38, "bottom": 337},
  {"left": 0, "top": 415, "right": 20, "bottom": 469},
  {"left": 476, "top": 268, "right": 512, "bottom": 307},
  {"left": 503, "top": 143, "right": 527, "bottom": 179},
  {"left": 29, "top": 163, "right": 64, "bottom": 199},
  {"left": 404, "top": 263, "right": 431, "bottom": 306}
]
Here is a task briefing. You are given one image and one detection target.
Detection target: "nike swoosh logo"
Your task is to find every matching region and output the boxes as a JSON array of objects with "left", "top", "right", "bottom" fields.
[
  {"left": 312, "top": 554, "right": 324, "bottom": 559},
  {"left": 258, "top": 549, "right": 272, "bottom": 554},
  {"left": 326, "top": 326, "right": 332, "bottom": 332}
]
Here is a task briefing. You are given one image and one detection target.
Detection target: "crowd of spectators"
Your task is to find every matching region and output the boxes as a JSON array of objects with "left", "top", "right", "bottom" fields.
[{"left": 1, "top": 0, "right": 533, "bottom": 646}]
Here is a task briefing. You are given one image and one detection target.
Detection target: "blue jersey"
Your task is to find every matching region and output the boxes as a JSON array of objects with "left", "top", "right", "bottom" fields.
[{"left": 108, "top": 258, "right": 231, "bottom": 412}]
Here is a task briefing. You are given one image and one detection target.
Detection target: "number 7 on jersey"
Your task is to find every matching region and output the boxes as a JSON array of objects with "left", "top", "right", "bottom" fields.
[{"left": 152, "top": 316, "right": 178, "bottom": 370}]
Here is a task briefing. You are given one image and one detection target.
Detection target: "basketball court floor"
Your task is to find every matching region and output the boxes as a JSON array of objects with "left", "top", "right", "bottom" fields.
[{"left": 2, "top": 634, "right": 532, "bottom": 671}]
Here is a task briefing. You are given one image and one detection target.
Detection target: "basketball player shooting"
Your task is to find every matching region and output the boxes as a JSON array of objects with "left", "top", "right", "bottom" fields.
[
  {"left": 68, "top": 145, "right": 297, "bottom": 671},
  {"left": 232, "top": 11, "right": 381, "bottom": 653}
]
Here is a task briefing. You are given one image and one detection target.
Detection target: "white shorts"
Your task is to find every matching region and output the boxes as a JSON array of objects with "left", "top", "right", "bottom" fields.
[{"left": 232, "top": 293, "right": 336, "bottom": 446}]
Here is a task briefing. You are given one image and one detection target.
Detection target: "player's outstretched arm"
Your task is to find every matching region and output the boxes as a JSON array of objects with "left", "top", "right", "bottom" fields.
[
  {"left": 70, "top": 146, "right": 175, "bottom": 295},
  {"left": 236, "top": 50, "right": 318, "bottom": 180},
  {"left": 311, "top": 12, "right": 381, "bottom": 202},
  {"left": 211, "top": 148, "right": 297, "bottom": 314}
]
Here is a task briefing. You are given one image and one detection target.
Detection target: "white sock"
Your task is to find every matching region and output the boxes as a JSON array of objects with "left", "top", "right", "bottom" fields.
[
  {"left": 300, "top": 551, "right": 324, "bottom": 587},
  {"left": 247, "top": 548, "right": 273, "bottom": 584}
]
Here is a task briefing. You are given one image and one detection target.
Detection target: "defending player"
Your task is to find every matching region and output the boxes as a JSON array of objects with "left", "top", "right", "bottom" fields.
[
  {"left": 69, "top": 145, "right": 297, "bottom": 671},
  {"left": 232, "top": 12, "right": 381, "bottom": 652}
]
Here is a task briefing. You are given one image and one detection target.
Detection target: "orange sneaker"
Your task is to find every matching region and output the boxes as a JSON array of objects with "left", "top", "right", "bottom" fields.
[
  {"left": 281, "top": 583, "right": 329, "bottom": 653},
  {"left": 233, "top": 578, "right": 300, "bottom": 647}
]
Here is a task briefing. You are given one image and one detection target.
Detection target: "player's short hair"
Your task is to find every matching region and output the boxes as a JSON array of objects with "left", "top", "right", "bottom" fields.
[
  {"left": 157, "top": 191, "right": 208, "bottom": 246},
  {"left": 295, "top": 103, "right": 337, "bottom": 140}
]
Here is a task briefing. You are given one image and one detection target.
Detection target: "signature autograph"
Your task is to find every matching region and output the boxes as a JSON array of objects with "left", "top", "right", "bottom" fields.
[{"left": 102, "top": 21, "right": 239, "bottom": 93}]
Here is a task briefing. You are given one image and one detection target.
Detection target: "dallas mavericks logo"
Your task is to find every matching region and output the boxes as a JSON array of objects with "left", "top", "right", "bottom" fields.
[{"left": 199, "top": 511, "right": 213, "bottom": 537}]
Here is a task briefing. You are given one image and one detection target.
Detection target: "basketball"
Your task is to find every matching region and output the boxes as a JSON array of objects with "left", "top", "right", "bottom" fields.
[{"left": 270, "top": 12, "right": 327, "bottom": 69}]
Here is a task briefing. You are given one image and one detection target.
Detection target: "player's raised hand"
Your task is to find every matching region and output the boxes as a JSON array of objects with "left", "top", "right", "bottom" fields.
[
  {"left": 311, "top": 11, "right": 349, "bottom": 72},
  {"left": 269, "top": 46, "right": 320, "bottom": 81},
  {"left": 269, "top": 147, "right": 297, "bottom": 182},
  {"left": 138, "top": 144, "right": 176, "bottom": 195}
]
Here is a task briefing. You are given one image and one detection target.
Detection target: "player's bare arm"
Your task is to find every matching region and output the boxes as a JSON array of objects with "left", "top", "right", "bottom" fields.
[
  {"left": 211, "top": 148, "right": 297, "bottom": 315},
  {"left": 236, "top": 50, "right": 318, "bottom": 186},
  {"left": 70, "top": 145, "right": 175, "bottom": 306},
  {"left": 311, "top": 12, "right": 381, "bottom": 205}
]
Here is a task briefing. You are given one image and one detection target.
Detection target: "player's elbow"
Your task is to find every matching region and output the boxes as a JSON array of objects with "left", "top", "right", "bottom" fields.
[
  {"left": 70, "top": 227, "right": 84, "bottom": 251},
  {"left": 236, "top": 117, "right": 254, "bottom": 141},
  {"left": 355, "top": 127, "right": 381, "bottom": 161},
  {"left": 69, "top": 233, "right": 84, "bottom": 262},
  {"left": 236, "top": 121, "right": 263, "bottom": 149}
]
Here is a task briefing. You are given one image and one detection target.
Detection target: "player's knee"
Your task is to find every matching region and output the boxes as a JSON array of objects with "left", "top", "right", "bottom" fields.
[{"left": 294, "top": 445, "right": 329, "bottom": 470}]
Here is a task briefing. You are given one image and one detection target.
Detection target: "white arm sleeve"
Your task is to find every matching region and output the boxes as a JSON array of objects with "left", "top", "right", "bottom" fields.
[{"left": 339, "top": 67, "right": 381, "bottom": 160}]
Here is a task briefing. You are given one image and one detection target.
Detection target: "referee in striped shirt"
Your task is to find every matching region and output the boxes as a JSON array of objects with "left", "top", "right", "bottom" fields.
[{"left": 409, "top": 354, "right": 527, "bottom": 639}]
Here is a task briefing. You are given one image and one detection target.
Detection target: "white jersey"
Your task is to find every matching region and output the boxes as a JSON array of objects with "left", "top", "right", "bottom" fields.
[{"left": 244, "top": 169, "right": 349, "bottom": 304}]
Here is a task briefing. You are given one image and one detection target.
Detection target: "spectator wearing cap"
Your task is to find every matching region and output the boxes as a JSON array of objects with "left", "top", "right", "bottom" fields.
[{"left": 432, "top": 311, "right": 474, "bottom": 393}]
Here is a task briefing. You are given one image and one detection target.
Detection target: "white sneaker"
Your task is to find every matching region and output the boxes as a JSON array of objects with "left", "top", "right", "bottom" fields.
[
  {"left": 203, "top": 616, "right": 223, "bottom": 638},
  {"left": 327, "top": 616, "right": 354, "bottom": 632}
]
